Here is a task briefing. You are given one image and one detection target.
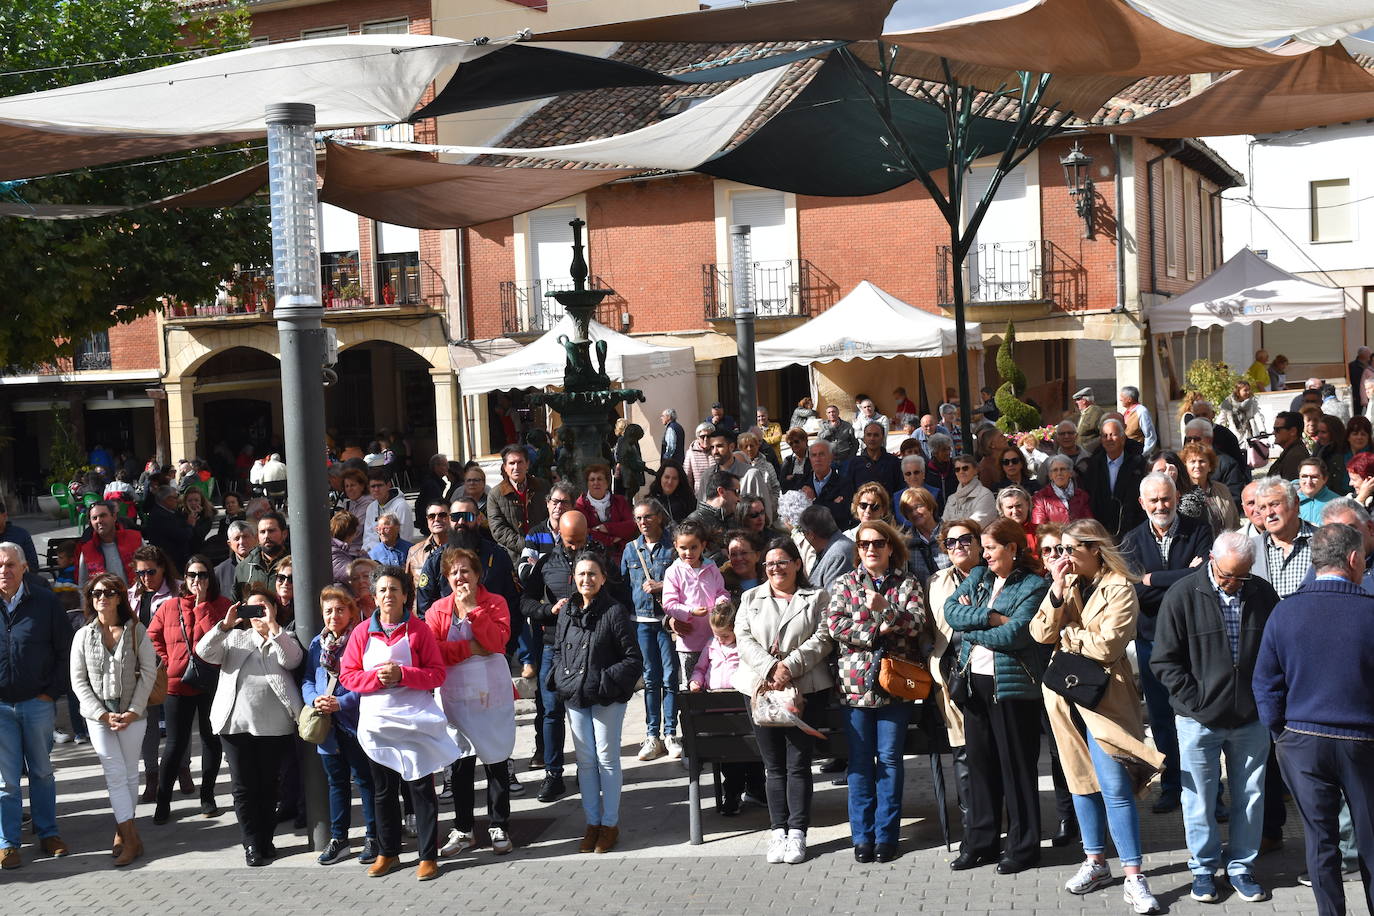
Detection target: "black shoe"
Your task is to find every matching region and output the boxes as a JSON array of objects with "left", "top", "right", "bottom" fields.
[
  {"left": 293, "top": 812, "right": 307, "bottom": 830},
  {"left": 1151, "top": 791, "right": 1181, "bottom": 814},
  {"left": 261, "top": 841, "right": 278, "bottom": 860},
  {"left": 358, "top": 836, "right": 380, "bottom": 865},
  {"left": 996, "top": 856, "right": 1038, "bottom": 875},
  {"left": 528, "top": 753, "right": 545, "bottom": 771},
  {"left": 875, "top": 843, "right": 898, "bottom": 863},
  {"left": 200, "top": 799, "right": 220, "bottom": 818},
  {"left": 720, "top": 796, "right": 741, "bottom": 817},
  {"left": 537, "top": 775, "right": 566, "bottom": 802},
  {"left": 854, "top": 843, "right": 875, "bottom": 863},
  {"left": 508, "top": 773, "right": 525, "bottom": 796},
  {"left": 317, "top": 838, "right": 350, "bottom": 866},
  {"left": 950, "top": 850, "right": 998, "bottom": 871},
  {"left": 244, "top": 845, "right": 267, "bottom": 867},
  {"left": 1051, "top": 818, "right": 1079, "bottom": 847},
  {"left": 153, "top": 803, "right": 171, "bottom": 825},
  {"left": 818, "top": 757, "right": 848, "bottom": 774},
  {"left": 438, "top": 780, "right": 453, "bottom": 801}
]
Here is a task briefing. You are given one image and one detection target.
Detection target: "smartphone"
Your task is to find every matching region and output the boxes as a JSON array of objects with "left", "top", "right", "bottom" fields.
[{"left": 237, "top": 603, "right": 266, "bottom": 621}]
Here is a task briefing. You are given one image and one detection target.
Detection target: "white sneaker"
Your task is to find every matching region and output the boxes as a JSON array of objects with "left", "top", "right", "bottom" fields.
[
  {"left": 1123, "top": 874, "right": 1161, "bottom": 914},
  {"left": 404, "top": 814, "right": 417, "bottom": 838},
  {"left": 439, "top": 828, "right": 474, "bottom": 857},
  {"left": 765, "top": 828, "right": 787, "bottom": 864},
  {"left": 665, "top": 736, "right": 684, "bottom": 760},
  {"left": 637, "top": 737, "right": 667, "bottom": 761},
  {"left": 53, "top": 731, "right": 72, "bottom": 745},
  {"left": 489, "top": 826, "right": 513, "bottom": 855},
  {"left": 1065, "top": 859, "right": 1113, "bottom": 895},
  {"left": 782, "top": 829, "right": 807, "bottom": 865}
]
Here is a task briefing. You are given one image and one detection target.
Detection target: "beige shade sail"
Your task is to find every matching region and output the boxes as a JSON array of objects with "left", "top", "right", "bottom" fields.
[
  {"left": 528, "top": 0, "right": 897, "bottom": 42},
  {"left": 1104, "top": 41, "right": 1374, "bottom": 136},
  {"left": 0, "top": 159, "right": 271, "bottom": 219}
]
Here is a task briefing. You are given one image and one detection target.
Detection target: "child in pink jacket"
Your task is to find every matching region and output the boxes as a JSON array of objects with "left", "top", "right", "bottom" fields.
[
  {"left": 662, "top": 521, "right": 730, "bottom": 675},
  {"left": 685, "top": 603, "right": 763, "bottom": 814}
]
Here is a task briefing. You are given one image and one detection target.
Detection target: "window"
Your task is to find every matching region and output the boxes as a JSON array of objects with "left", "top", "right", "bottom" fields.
[
  {"left": 301, "top": 26, "right": 348, "bottom": 40},
  {"left": 965, "top": 164, "right": 1037, "bottom": 301},
  {"left": 729, "top": 190, "right": 789, "bottom": 312},
  {"left": 1311, "top": 178, "right": 1354, "bottom": 243},
  {"left": 375, "top": 222, "right": 420, "bottom": 304},
  {"left": 361, "top": 19, "right": 409, "bottom": 35},
  {"left": 529, "top": 206, "right": 579, "bottom": 314},
  {"left": 320, "top": 204, "right": 361, "bottom": 305},
  {"left": 1163, "top": 158, "right": 1179, "bottom": 277},
  {"left": 1185, "top": 175, "right": 1199, "bottom": 280}
]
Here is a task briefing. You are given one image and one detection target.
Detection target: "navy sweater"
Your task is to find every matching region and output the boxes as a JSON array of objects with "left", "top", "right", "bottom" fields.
[{"left": 1253, "top": 578, "right": 1374, "bottom": 739}]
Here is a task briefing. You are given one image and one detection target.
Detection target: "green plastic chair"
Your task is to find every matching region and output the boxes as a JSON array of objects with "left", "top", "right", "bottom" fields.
[
  {"left": 189, "top": 477, "right": 214, "bottom": 506},
  {"left": 51, "top": 483, "right": 79, "bottom": 527}
]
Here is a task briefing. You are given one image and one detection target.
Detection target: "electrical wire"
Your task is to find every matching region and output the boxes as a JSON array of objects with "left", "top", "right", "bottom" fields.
[{"left": 1221, "top": 191, "right": 1374, "bottom": 211}]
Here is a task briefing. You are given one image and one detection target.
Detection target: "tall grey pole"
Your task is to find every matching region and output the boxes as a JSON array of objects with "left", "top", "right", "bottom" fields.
[
  {"left": 730, "top": 224, "right": 757, "bottom": 428},
  {"left": 265, "top": 102, "right": 330, "bottom": 852}
]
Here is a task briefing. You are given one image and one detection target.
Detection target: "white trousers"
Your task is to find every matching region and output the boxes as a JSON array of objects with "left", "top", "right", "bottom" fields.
[{"left": 88, "top": 716, "right": 147, "bottom": 823}]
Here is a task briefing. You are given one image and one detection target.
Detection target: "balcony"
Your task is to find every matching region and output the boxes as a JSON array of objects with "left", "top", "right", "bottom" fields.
[
  {"left": 935, "top": 240, "right": 1087, "bottom": 312},
  {"left": 1, "top": 333, "right": 110, "bottom": 377},
  {"left": 702, "top": 258, "right": 837, "bottom": 320},
  {"left": 164, "top": 259, "right": 442, "bottom": 320},
  {"left": 499, "top": 276, "right": 621, "bottom": 336}
]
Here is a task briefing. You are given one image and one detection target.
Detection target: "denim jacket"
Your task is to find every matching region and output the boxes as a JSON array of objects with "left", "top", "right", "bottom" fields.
[{"left": 620, "top": 534, "right": 676, "bottom": 624}]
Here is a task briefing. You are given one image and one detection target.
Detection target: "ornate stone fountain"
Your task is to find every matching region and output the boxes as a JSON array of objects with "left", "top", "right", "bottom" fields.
[{"left": 528, "top": 218, "right": 644, "bottom": 486}]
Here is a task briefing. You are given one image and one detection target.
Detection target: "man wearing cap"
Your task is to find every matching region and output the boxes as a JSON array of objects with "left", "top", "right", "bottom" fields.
[
  {"left": 703, "top": 403, "right": 737, "bottom": 438},
  {"left": 1073, "top": 387, "right": 1104, "bottom": 452}
]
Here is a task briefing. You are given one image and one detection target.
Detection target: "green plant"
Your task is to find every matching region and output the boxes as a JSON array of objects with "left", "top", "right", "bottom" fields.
[
  {"left": 46, "top": 402, "right": 87, "bottom": 487},
  {"left": 993, "top": 322, "right": 1041, "bottom": 433},
  {"left": 1185, "top": 359, "right": 1243, "bottom": 411},
  {"left": 339, "top": 282, "right": 363, "bottom": 301}
]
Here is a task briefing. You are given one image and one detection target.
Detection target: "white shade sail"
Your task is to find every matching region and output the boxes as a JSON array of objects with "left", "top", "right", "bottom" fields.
[
  {"left": 1128, "top": 0, "right": 1374, "bottom": 48},
  {"left": 754, "top": 280, "right": 983, "bottom": 371},
  {"left": 458, "top": 317, "right": 692, "bottom": 396},
  {"left": 1147, "top": 247, "right": 1348, "bottom": 334}
]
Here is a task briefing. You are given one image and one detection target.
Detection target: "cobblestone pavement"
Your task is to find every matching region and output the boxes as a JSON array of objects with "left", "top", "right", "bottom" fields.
[{"left": 3, "top": 688, "right": 1336, "bottom": 916}]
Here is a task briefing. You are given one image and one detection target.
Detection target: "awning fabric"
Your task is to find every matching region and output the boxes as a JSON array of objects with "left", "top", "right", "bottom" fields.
[
  {"left": 1104, "top": 41, "right": 1374, "bottom": 137},
  {"left": 0, "top": 35, "right": 494, "bottom": 181},
  {"left": 412, "top": 42, "right": 838, "bottom": 120},
  {"left": 0, "top": 161, "right": 270, "bottom": 219},
  {"left": 348, "top": 65, "right": 789, "bottom": 170},
  {"left": 527, "top": 0, "right": 896, "bottom": 42},
  {"left": 1127, "top": 0, "right": 1374, "bottom": 48},
  {"left": 754, "top": 281, "right": 983, "bottom": 371},
  {"left": 1147, "top": 247, "right": 1348, "bottom": 334},
  {"left": 701, "top": 52, "right": 1025, "bottom": 196},
  {"left": 458, "top": 316, "right": 691, "bottom": 395}
]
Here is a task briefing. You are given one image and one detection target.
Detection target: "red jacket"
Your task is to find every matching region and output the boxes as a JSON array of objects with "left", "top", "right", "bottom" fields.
[
  {"left": 338, "top": 612, "right": 446, "bottom": 694},
  {"left": 425, "top": 587, "right": 511, "bottom": 667},
  {"left": 575, "top": 493, "right": 636, "bottom": 561},
  {"left": 1030, "top": 486, "right": 1093, "bottom": 527},
  {"left": 148, "top": 595, "right": 228, "bottom": 695},
  {"left": 76, "top": 527, "right": 142, "bottom": 584}
]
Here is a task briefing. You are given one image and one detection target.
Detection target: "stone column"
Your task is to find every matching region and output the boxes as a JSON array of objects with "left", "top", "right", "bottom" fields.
[
  {"left": 431, "top": 368, "right": 460, "bottom": 460},
  {"left": 164, "top": 378, "right": 198, "bottom": 462}
]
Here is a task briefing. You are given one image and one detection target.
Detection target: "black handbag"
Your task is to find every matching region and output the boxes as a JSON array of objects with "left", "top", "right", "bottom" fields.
[
  {"left": 177, "top": 606, "right": 220, "bottom": 694},
  {"left": 1042, "top": 650, "right": 1111, "bottom": 709}
]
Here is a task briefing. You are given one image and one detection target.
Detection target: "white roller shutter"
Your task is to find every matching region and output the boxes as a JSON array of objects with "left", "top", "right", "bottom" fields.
[{"left": 966, "top": 166, "right": 1035, "bottom": 301}]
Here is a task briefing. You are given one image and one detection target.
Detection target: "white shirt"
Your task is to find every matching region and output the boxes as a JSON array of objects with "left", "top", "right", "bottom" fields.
[{"left": 1107, "top": 451, "right": 1124, "bottom": 492}]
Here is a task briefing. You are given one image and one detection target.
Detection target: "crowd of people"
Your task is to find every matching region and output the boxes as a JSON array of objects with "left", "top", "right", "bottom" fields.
[{"left": 1, "top": 381, "right": 1372, "bottom": 915}]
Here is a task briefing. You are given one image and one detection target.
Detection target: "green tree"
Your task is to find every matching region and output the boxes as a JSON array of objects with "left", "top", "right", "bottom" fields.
[
  {"left": 0, "top": 1, "right": 269, "bottom": 368},
  {"left": 993, "top": 321, "right": 1041, "bottom": 433}
]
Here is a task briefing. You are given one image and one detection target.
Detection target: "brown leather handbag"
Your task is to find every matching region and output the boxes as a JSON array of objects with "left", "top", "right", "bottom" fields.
[{"left": 875, "top": 650, "right": 933, "bottom": 701}]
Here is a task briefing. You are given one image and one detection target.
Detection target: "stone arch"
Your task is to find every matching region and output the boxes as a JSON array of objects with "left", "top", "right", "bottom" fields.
[
  {"left": 332, "top": 315, "right": 451, "bottom": 371},
  {"left": 167, "top": 322, "right": 281, "bottom": 377}
]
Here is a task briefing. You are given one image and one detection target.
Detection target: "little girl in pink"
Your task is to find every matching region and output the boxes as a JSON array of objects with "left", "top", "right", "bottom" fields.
[{"left": 662, "top": 520, "right": 730, "bottom": 681}]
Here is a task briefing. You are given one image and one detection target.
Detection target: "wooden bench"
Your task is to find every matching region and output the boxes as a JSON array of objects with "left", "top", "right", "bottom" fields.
[{"left": 678, "top": 689, "right": 951, "bottom": 846}]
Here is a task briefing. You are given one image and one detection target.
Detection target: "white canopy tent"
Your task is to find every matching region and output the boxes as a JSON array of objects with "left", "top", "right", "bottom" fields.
[
  {"left": 754, "top": 280, "right": 984, "bottom": 370},
  {"left": 1147, "top": 247, "right": 1347, "bottom": 334}
]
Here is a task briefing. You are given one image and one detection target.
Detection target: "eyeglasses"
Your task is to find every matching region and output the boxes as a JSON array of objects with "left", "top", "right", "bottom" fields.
[
  {"left": 954, "top": 465, "right": 976, "bottom": 474},
  {"left": 184, "top": 570, "right": 209, "bottom": 581},
  {"left": 857, "top": 538, "right": 888, "bottom": 551},
  {"left": 275, "top": 574, "right": 293, "bottom": 585},
  {"left": 943, "top": 534, "right": 975, "bottom": 550},
  {"left": 1272, "top": 425, "right": 1288, "bottom": 432},
  {"left": 134, "top": 568, "right": 160, "bottom": 578},
  {"left": 857, "top": 501, "right": 882, "bottom": 512},
  {"left": 1000, "top": 457, "right": 1022, "bottom": 466},
  {"left": 427, "top": 511, "right": 450, "bottom": 520},
  {"left": 89, "top": 588, "right": 119, "bottom": 600},
  {"left": 763, "top": 560, "right": 794, "bottom": 569},
  {"left": 1213, "top": 569, "right": 1252, "bottom": 582},
  {"left": 548, "top": 498, "right": 572, "bottom": 506},
  {"left": 1043, "top": 544, "right": 1072, "bottom": 557}
]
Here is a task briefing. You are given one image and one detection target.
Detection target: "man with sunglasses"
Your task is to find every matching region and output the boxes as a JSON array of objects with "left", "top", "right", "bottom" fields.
[
  {"left": 416, "top": 498, "right": 518, "bottom": 622},
  {"left": 1152, "top": 531, "right": 1279, "bottom": 904},
  {"left": 514, "top": 484, "right": 580, "bottom": 686},
  {"left": 232, "top": 512, "right": 289, "bottom": 601},
  {"left": 407, "top": 500, "right": 453, "bottom": 601},
  {"left": 847, "top": 421, "right": 902, "bottom": 496},
  {"left": 362, "top": 472, "right": 413, "bottom": 555},
  {"left": 1268, "top": 411, "right": 1310, "bottom": 482}
]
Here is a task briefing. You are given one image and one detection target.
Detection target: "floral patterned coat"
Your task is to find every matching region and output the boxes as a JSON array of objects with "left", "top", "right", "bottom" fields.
[{"left": 825, "top": 565, "right": 928, "bottom": 707}]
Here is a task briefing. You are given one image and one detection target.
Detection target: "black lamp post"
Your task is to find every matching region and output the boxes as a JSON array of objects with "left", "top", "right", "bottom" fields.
[{"left": 1059, "top": 141, "right": 1095, "bottom": 239}]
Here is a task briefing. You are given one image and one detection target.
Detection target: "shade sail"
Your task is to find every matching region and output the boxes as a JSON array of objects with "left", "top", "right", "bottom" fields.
[
  {"left": 527, "top": 0, "right": 896, "bottom": 42},
  {"left": 320, "top": 142, "right": 639, "bottom": 229},
  {"left": 1128, "top": 0, "right": 1374, "bottom": 48},
  {"left": 412, "top": 42, "right": 836, "bottom": 120},
  {"left": 1147, "top": 247, "right": 1347, "bottom": 334},
  {"left": 754, "top": 281, "right": 982, "bottom": 371},
  {"left": 0, "top": 160, "right": 270, "bottom": 219},
  {"left": 458, "top": 317, "right": 692, "bottom": 395},
  {"left": 1104, "top": 41, "right": 1374, "bottom": 137},
  {"left": 0, "top": 35, "right": 492, "bottom": 181},
  {"left": 701, "top": 51, "right": 1025, "bottom": 196}
]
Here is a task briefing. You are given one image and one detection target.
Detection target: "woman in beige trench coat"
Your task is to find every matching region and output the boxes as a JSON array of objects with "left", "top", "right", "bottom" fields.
[{"left": 1030, "top": 519, "right": 1166, "bottom": 915}]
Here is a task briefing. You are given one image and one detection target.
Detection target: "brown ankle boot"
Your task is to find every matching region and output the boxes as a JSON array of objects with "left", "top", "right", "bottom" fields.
[
  {"left": 579, "top": 825, "right": 601, "bottom": 853},
  {"left": 594, "top": 825, "right": 619, "bottom": 854},
  {"left": 113, "top": 822, "right": 138, "bottom": 867},
  {"left": 111, "top": 827, "right": 122, "bottom": 858}
]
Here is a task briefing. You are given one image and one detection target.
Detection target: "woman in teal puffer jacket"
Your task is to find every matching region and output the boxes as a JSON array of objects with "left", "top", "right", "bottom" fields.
[{"left": 944, "top": 518, "right": 1051, "bottom": 875}]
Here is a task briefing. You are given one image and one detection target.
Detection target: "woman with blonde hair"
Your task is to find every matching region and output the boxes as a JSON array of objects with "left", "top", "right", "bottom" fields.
[
  {"left": 1031, "top": 519, "right": 1165, "bottom": 913},
  {"left": 845, "top": 482, "right": 893, "bottom": 541}
]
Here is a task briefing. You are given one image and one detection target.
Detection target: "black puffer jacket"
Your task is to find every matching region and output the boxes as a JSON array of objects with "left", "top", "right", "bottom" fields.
[{"left": 547, "top": 591, "right": 642, "bottom": 709}]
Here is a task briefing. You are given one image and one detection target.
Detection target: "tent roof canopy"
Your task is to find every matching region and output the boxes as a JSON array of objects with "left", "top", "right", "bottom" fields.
[
  {"left": 457, "top": 316, "right": 691, "bottom": 396},
  {"left": 1147, "top": 247, "right": 1348, "bottom": 334},
  {"left": 754, "top": 281, "right": 982, "bottom": 371}
]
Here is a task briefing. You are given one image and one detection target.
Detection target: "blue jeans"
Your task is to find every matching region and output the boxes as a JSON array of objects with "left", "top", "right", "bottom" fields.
[
  {"left": 319, "top": 728, "right": 377, "bottom": 842},
  {"left": 517, "top": 619, "right": 541, "bottom": 671},
  {"left": 1176, "top": 716, "right": 1269, "bottom": 877},
  {"left": 0, "top": 697, "right": 58, "bottom": 847},
  {"left": 538, "top": 643, "right": 565, "bottom": 776},
  {"left": 566, "top": 702, "right": 628, "bottom": 827},
  {"left": 844, "top": 703, "right": 911, "bottom": 846},
  {"left": 1133, "top": 639, "right": 1181, "bottom": 795},
  {"left": 1072, "top": 731, "right": 1145, "bottom": 867},
  {"left": 636, "top": 622, "right": 677, "bottom": 738}
]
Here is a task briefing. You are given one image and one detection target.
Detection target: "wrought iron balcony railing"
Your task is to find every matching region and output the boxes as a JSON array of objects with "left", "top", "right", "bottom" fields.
[
  {"left": 935, "top": 240, "right": 1087, "bottom": 311},
  {"left": 702, "top": 258, "right": 836, "bottom": 320},
  {"left": 499, "top": 276, "right": 619, "bottom": 335}
]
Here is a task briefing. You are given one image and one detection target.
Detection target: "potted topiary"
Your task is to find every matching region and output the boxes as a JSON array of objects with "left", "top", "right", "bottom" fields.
[{"left": 993, "top": 322, "right": 1042, "bottom": 434}]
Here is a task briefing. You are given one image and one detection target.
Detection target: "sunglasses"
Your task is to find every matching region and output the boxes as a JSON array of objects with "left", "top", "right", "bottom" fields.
[
  {"left": 134, "top": 568, "right": 161, "bottom": 578},
  {"left": 184, "top": 570, "right": 209, "bottom": 581},
  {"left": 1000, "top": 457, "right": 1022, "bottom": 466},
  {"left": 453, "top": 511, "right": 477, "bottom": 523},
  {"left": 857, "top": 501, "right": 882, "bottom": 512},
  {"left": 943, "top": 534, "right": 975, "bottom": 549},
  {"left": 275, "top": 574, "right": 293, "bottom": 585},
  {"left": 427, "top": 511, "right": 450, "bottom": 520},
  {"left": 857, "top": 538, "right": 888, "bottom": 551},
  {"left": 89, "top": 588, "right": 120, "bottom": 600},
  {"left": 955, "top": 465, "right": 976, "bottom": 473},
  {"left": 1043, "top": 544, "right": 1073, "bottom": 557}
]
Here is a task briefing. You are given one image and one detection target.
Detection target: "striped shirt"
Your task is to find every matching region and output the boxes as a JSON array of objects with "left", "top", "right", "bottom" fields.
[{"left": 1207, "top": 565, "right": 1243, "bottom": 661}]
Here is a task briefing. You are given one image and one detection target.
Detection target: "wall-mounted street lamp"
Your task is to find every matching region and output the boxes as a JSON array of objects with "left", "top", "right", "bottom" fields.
[{"left": 1059, "top": 141, "right": 1096, "bottom": 239}]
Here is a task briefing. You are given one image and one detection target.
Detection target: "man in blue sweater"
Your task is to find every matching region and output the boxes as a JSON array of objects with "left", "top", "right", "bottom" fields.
[{"left": 1254, "top": 523, "right": 1374, "bottom": 916}]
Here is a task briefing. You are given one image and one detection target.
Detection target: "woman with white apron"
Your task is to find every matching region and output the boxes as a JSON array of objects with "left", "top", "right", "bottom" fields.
[
  {"left": 339, "top": 564, "right": 458, "bottom": 882},
  {"left": 425, "top": 548, "right": 517, "bottom": 858}
]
